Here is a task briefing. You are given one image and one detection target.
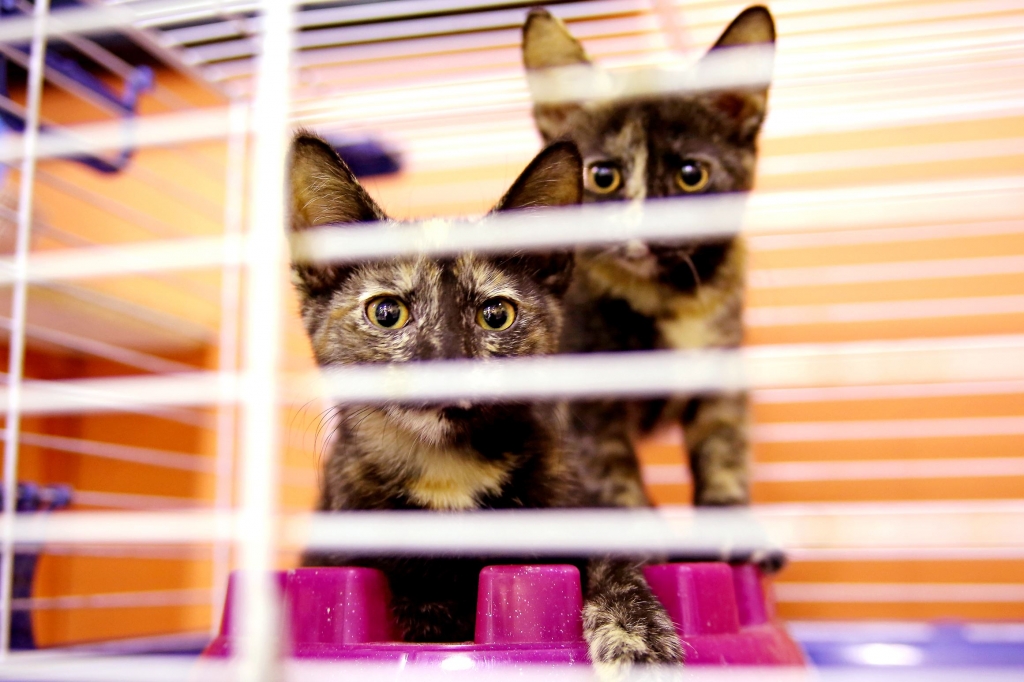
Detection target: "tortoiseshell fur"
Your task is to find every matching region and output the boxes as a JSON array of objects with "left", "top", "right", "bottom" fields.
[
  {"left": 288, "top": 134, "right": 682, "bottom": 674},
  {"left": 523, "top": 7, "right": 775, "bottom": 517}
]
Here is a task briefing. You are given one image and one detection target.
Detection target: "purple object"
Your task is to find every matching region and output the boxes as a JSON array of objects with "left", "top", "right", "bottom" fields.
[
  {"left": 793, "top": 621, "right": 1024, "bottom": 668},
  {"left": 204, "top": 562, "right": 805, "bottom": 669},
  {"left": 476, "top": 565, "right": 583, "bottom": 645},
  {"left": 288, "top": 567, "right": 396, "bottom": 646},
  {"left": 643, "top": 563, "right": 804, "bottom": 665}
]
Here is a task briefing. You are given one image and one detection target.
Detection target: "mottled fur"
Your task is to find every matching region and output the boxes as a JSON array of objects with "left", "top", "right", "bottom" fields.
[
  {"left": 523, "top": 6, "right": 775, "bottom": 513},
  {"left": 288, "top": 133, "right": 682, "bottom": 672},
  {"left": 584, "top": 559, "right": 682, "bottom": 670}
]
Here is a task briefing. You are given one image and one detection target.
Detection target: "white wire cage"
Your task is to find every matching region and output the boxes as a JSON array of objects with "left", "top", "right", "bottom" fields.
[{"left": 0, "top": 0, "right": 1020, "bottom": 679}]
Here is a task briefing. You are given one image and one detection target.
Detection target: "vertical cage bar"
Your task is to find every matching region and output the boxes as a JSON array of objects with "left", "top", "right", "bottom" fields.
[
  {"left": 0, "top": 0, "right": 50, "bottom": 659},
  {"left": 650, "top": 0, "right": 687, "bottom": 53},
  {"left": 235, "top": 0, "right": 292, "bottom": 679},
  {"left": 211, "top": 99, "right": 248, "bottom": 634}
]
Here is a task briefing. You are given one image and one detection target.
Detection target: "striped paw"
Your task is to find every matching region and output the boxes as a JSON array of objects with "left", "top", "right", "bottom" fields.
[{"left": 583, "top": 596, "right": 683, "bottom": 680}]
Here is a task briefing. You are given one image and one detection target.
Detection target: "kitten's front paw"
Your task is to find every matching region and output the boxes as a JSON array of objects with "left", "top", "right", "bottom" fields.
[
  {"left": 695, "top": 482, "right": 747, "bottom": 507},
  {"left": 583, "top": 599, "right": 683, "bottom": 681},
  {"left": 751, "top": 546, "right": 788, "bottom": 575}
]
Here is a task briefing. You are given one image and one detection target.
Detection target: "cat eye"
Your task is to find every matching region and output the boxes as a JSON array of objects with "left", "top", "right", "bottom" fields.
[
  {"left": 366, "top": 296, "right": 410, "bottom": 329},
  {"left": 585, "top": 162, "right": 622, "bottom": 195},
  {"left": 676, "top": 159, "right": 710, "bottom": 193},
  {"left": 477, "top": 298, "right": 517, "bottom": 331}
]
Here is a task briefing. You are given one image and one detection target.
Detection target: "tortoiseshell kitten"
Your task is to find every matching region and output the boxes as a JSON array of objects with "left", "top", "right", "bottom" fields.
[
  {"left": 522, "top": 7, "right": 775, "bottom": 515},
  {"left": 288, "top": 134, "right": 682, "bottom": 674}
]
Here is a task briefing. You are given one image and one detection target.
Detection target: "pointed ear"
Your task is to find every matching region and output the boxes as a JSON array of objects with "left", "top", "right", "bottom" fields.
[
  {"left": 701, "top": 6, "right": 776, "bottom": 141},
  {"left": 712, "top": 5, "right": 775, "bottom": 49},
  {"left": 523, "top": 8, "right": 590, "bottom": 70},
  {"left": 522, "top": 9, "right": 592, "bottom": 142},
  {"left": 490, "top": 141, "right": 581, "bottom": 296},
  {"left": 289, "top": 132, "right": 387, "bottom": 232},
  {"left": 288, "top": 132, "right": 387, "bottom": 299},
  {"left": 493, "top": 141, "right": 583, "bottom": 212}
]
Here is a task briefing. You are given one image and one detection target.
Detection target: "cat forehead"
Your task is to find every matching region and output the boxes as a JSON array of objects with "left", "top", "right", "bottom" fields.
[
  {"left": 578, "top": 98, "right": 717, "bottom": 137},
  {"left": 356, "top": 253, "right": 519, "bottom": 293}
]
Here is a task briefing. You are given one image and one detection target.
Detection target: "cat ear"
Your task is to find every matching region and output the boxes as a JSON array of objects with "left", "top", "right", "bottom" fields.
[
  {"left": 522, "top": 8, "right": 590, "bottom": 70},
  {"left": 492, "top": 140, "right": 583, "bottom": 212},
  {"left": 522, "top": 9, "right": 592, "bottom": 142},
  {"left": 490, "top": 141, "right": 581, "bottom": 295},
  {"left": 289, "top": 132, "right": 387, "bottom": 232},
  {"left": 288, "top": 132, "right": 386, "bottom": 298},
  {"left": 712, "top": 5, "right": 776, "bottom": 49},
  {"left": 701, "top": 5, "right": 776, "bottom": 140}
]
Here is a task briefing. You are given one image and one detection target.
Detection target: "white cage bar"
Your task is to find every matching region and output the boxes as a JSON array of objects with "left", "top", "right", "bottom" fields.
[{"left": 0, "top": 0, "right": 1019, "bottom": 678}]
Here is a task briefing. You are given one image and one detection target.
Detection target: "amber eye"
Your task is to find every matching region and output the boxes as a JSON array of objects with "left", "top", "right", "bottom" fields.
[
  {"left": 585, "top": 162, "right": 622, "bottom": 195},
  {"left": 477, "top": 298, "right": 516, "bottom": 331},
  {"left": 676, "top": 159, "right": 710, "bottom": 193},
  {"left": 366, "top": 297, "right": 410, "bottom": 329}
]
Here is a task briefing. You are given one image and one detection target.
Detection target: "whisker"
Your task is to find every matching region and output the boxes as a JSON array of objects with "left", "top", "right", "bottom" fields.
[{"left": 680, "top": 247, "right": 702, "bottom": 291}]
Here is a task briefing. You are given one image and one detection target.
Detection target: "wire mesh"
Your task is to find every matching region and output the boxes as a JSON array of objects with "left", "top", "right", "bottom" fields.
[{"left": 0, "top": 0, "right": 1019, "bottom": 678}]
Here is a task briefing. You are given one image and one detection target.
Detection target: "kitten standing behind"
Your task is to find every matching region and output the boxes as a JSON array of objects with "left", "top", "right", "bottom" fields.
[
  {"left": 288, "top": 133, "right": 682, "bottom": 675},
  {"left": 522, "top": 6, "right": 775, "bottom": 514}
]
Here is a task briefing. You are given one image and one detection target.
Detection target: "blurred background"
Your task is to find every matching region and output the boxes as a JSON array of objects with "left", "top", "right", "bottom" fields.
[{"left": 0, "top": 0, "right": 1021, "bottom": 667}]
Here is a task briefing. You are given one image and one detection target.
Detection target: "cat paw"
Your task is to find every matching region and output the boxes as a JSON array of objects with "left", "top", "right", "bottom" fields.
[
  {"left": 750, "top": 546, "right": 788, "bottom": 575},
  {"left": 583, "top": 599, "right": 683, "bottom": 681},
  {"left": 680, "top": 505, "right": 787, "bottom": 573},
  {"left": 693, "top": 478, "right": 748, "bottom": 507}
]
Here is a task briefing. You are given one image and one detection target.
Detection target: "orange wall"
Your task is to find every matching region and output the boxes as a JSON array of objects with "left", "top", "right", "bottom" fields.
[{"left": 8, "top": 6, "right": 1023, "bottom": 645}]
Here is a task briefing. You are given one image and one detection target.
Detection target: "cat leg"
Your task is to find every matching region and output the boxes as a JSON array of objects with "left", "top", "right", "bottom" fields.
[
  {"left": 389, "top": 596, "right": 475, "bottom": 643},
  {"left": 571, "top": 400, "right": 650, "bottom": 508},
  {"left": 682, "top": 393, "right": 750, "bottom": 507},
  {"left": 384, "top": 558, "right": 480, "bottom": 643},
  {"left": 583, "top": 557, "right": 683, "bottom": 679},
  {"left": 681, "top": 394, "right": 787, "bottom": 572}
]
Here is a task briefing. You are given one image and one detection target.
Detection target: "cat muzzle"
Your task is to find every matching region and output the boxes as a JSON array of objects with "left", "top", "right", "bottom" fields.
[
  {"left": 609, "top": 247, "right": 659, "bottom": 279},
  {"left": 622, "top": 239, "right": 650, "bottom": 260},
  {"left": 401, "top": 400, "right": 475, "bottom": 417}
]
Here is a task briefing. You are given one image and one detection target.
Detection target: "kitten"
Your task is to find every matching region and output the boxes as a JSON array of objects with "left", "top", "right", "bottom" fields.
[
  {"left": 288, "top": 133, "right": 682, "bottom": 672},
  {"left": 522, "top": 6, "right": 775, "bottom": 512}
]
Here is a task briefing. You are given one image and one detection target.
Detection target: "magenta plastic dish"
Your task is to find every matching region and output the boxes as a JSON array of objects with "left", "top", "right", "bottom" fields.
[{"left": 204, "top": 562, "right": 805, "bottom": 667}]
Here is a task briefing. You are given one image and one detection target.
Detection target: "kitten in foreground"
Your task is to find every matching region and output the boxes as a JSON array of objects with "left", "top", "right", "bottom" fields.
[
  {"left": 287, "top": 133, "right": 682, "bottom": 674},
  {"left": 523, "top": 6, "right": 775, "bottom": 517}
]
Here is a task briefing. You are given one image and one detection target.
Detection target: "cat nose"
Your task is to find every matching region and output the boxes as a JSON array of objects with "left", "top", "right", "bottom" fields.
[
  {"left": 623, "top": 240, "right": 649, "bottom": 260},
  {"left": 412, "top": 334, "right": 469, "bottom": 361}
]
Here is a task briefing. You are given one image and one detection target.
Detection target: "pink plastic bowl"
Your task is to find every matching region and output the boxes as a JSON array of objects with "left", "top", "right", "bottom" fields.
[{"left": 204, "top": 562, "right": 805, "bottom": 667}]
